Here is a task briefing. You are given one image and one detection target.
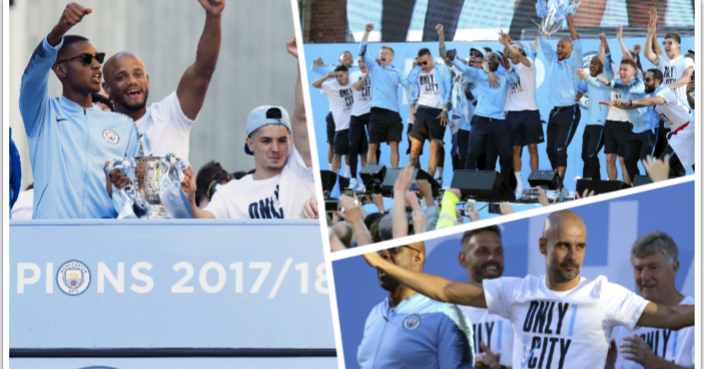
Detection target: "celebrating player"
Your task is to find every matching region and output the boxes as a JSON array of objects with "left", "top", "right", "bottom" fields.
[
  {"left": 20, "top": 3, "right": 141, "bottom": 219},
  {"left": 363, "top": 210, "right": 694, "bottom": 369}
]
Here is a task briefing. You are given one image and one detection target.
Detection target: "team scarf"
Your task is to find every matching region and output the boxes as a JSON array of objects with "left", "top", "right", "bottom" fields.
[
  {"left": 104, "top": 158, "right": 138, "bottom": 219},
  {"left": 159, "top": 153, "right": 193, "bottom": 219}
]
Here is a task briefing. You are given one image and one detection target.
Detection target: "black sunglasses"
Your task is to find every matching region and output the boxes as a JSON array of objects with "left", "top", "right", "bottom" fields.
[
  {"left": 421, "top": 60, "right": 429, "bottom": 65},
  {"left": 470, "top": 51, "right": 483, "bottom": 58},
  {"left": 57, "top": 52, "right": 106, "bottom": 66},
  {"left": 378, "top": 245, "right": 421, "bottom": 256},
  {"left": 643, "top": 77, "right": 653, "bottom": 82}
]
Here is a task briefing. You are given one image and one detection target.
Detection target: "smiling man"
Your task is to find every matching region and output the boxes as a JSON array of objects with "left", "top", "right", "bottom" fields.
[
  {"left": 182, "top": 38, "right": 313, "bottom": 219},
  {"left": 606, "top": 232, "right": 694, "bottom": 369},
  {"left": 458, "top": 227, "right": 515, "bottom": 369},
  {"left": 363, "top": 210, "right": 695, "bottom": 369},
  {"left": 358, "top": 242, "right": 475, "bottom": 369},
  {"left": 19, "top": 3, "right": 142, "bottom": 219},
  {"left": 102, "top": 0, "right": 225, "bottom": 162}
]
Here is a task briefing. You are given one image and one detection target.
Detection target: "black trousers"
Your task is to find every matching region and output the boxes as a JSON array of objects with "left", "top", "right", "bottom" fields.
[
  {"left": 581, "top": 125, "right": 605, "bottom": 180},
  {"left": 624, "top": 130, "right": 655, "bottom": 183},
  {"left": 464, "top": 116, "right": 514, "bottom": 189},
  {"left": 546, "top": 106, "right": 581, "bottom": 169},
  {"left": 349, "top": 113, "right": 370, "bottom": 178},
  {"left": 652, "top": 119, "right": 671, "bottom": 159}
]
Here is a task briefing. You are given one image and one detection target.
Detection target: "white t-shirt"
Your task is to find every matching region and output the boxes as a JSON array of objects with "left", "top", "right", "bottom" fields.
[
  {"left": 320, "top": 79, "right": 354, "bottom": 131},
  {"left": 11, "top": 189, "right": 34, "bottom": 220},
  {"left": 505, "top": 56, "right": 539, "bottom": 111},
  {"left": 350, "top": 71, "right": 372, "bottom": 117},
  {"left": 416, "top": 67, "right": 444, "bottom": 109},
  {"left": 484, "top": 274, "right": 650, "bottom": 369},
  {"left": 135, "top": 91, "right": 195, "bottom": 162},
  {"left": 203, "top": 145, "right": 314, "bottom": 219},
  {"left": 611, "top": 296, "right": 695, "bottom": 369},
  {"left": 654, "top": 87, "right": 692, "bottom": 131},
  {"left": 460, "top": 305, "right": 514, "bottom": 367},
  {"left": 657, "top": 55, "right": 695, "bottom": 102},
  {"left": 606, "top": 64, "right": 644, "bottom": 122}
]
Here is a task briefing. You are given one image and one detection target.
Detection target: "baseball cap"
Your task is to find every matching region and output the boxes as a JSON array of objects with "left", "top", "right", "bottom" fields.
[
  {"left": 244, "top": 105, "right": 291, "bottom": 155},
  {"left": 509, "top": 41, "right": 526, "bottom": 55},
  {"left": 688, "top": 50, "right": 695, "bottom": 55}
]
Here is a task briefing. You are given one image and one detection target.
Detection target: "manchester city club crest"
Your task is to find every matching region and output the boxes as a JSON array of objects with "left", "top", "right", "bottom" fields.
[
  {"left": 102, "top": 129, "right": 119, "bottom": 144},
  {"left": 403, "top": 314, "right": 421, "bottom": 330},
  {"left": 56, "top": 260, "right": 91, "bottom": 296}
]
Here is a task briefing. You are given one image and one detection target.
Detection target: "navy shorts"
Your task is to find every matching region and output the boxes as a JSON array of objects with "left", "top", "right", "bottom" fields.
[
  {"left": 369, "top": 107, "right": 403, "bottom": 144},
  {"left": 409, "top": 106, "right": 447, "bottom": 144},
  {"left": 333, "top": 129, "right": 350, "bottom": 155},
  {"left": 325, "top": 111, "right": 335, "bottom": 145},
  {"left": 604, "top": 120, "right": 630, "bottom": 157},
  {"left": 507, "top": 110, "right": 544, "bottom": 146}
]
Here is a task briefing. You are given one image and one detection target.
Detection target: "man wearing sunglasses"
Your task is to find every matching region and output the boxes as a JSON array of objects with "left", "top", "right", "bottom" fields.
[
  {"left": 19, "top": 3, "right": 142, "bottom": 219},
  {"left": 101, "top": 0, "right": 225, "bottom": 163},
  {"left": 358, "top": 242, "right": 475, "bottom": 369},
  {"left": 599, "top": 69, "right": 693, "bottom": 178},
  {"left": 407, "top": 47, "right": 453, "bottom": 178},
  {"left": 643, "top": 9, "right": 694, "bottom": 163},
  {"left": 363, "top": 210, "right": 695, "bottom": 369}
]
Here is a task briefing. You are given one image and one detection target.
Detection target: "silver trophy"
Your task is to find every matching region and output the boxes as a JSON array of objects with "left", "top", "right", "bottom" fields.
[
  {"left": 132, "top": 156, "right": 171, "bottom": 219},
  {"left": 535, "top": 0, "right": 582, "bottom": 39}
]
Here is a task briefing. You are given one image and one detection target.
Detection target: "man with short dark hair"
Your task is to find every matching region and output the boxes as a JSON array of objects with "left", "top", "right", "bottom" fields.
[
  {"left": 363, "top": 210, "right": 695, "bottom": 369},
  {"left": 102, "top": 0, "right": 224, "bottom": 162},
  {"left": 360, "top": 23, "right": 411, "bottom": 168},
  {"left": 183, "top": 39, "right": 314, "bottom": 219},
  {"left": 595, "top": 59, "right": 651, "bottom": 183},
  {"left": 407, "top": 47, "right": 453, "bottom": 177},
  {"left": 458, "top": 227, "right": 514, "bottom": 369},
  {"left": 643, "top": 10, "right": 694, "bottom": 161},
  {"left": 606, "top": 231, "right": 694, "bottom": 369},
  {"left": 312, "top": 65, "right": 355, "bottom": 177},
  {"left": 600, "top": 68, "right": 694, "bottom": 177},
  {"left": 358, "top": 242, "right": 474, "bottom": 369},
  {"left": 20, "top": 3, "right": 142, "bottom": 219}
]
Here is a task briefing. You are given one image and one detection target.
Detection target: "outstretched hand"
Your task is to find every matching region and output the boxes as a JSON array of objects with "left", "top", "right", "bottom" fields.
[
  {"left": 54, "top": 3, "right": 92, "bottom": 37},
  {"left": 642, "top": 154, "right": 670, "bottom": 182},
  {"left": 530, "top": 38, "right": 539, "bottom": 51}
]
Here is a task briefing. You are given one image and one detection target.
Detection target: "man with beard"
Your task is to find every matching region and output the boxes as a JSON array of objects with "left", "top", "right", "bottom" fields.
[
  {"left": 20, "top": 3, "right": 142, "bottom": 219},
  {"left": 606, "top": 232, "right": 694, "bottom": 369},
  {"left": 539, "top": 14, "right": 582, "bottom": 192},
  {"left": 362, "top": 210, "right": 694, "bottom": 369},
  {"left": 600, "top": 69, "right": 694, "bottom": 177},
  {"left": 357, "top": 242, "right": 474, "bottom": 369},
  {"left": 101, "top": 0, "right": 224, "bottom": 162},
  {"left": 575, "top": 56, "right": 612, "bottom": 180},
  {"left": 181, "top": 38, "right": 314, "bottom": 219},
  {"left": 311, "top": 51, "right": 358, "bottom": 174},
  {"left": 458, "top": 227, "right": 515, "bottom": 369}
]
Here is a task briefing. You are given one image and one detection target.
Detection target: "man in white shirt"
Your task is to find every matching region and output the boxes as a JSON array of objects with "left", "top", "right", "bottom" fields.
[
  {"left": 643, "top": 9, "right": 694, "bottom": 161},
  {"left": 101, "top": 0, "right": 225, "bottom": 162},
  {"left": 458, "top": 226, "right": 514, "bottom": 369},
  {"left": 312, "top": 66, "right": 355, "bottom": 178},
  {"left": 600, "top": 68, "right": 694, "bottom": 176},
  {"left": 182, "top": 38, "right": 314, "bottom": 219},
  {"left": 363, "top": 210, "right": 694, "bottom": 369},
  {"left": 606, "top": 232, "right": 694, "bottom": 369}
]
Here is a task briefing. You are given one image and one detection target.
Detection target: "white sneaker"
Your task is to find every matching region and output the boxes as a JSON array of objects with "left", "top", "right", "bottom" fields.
[
  {"left": 349, "top": 178, "right": 358, "bottom": 191},
  {"left": 515, "top": 183, "right": 524, "bottom": 199}
]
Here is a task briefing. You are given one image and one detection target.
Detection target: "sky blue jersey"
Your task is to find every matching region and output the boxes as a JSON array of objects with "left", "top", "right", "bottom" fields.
[{"left": 359, "top": 41, "right": 410, "bottom": 113}]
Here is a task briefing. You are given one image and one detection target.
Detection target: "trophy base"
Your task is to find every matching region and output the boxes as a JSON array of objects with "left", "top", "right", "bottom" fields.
[{"left": 140, "top": 205, "right": 170, "bottom": 219}]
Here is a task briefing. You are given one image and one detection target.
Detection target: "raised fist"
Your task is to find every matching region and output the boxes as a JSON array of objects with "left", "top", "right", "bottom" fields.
[
  {"left": 198, "top": 0, "right": 226, "bottom": 17},
  {"left": 365, "top": 23, "right": 374, "bottom": 32}
]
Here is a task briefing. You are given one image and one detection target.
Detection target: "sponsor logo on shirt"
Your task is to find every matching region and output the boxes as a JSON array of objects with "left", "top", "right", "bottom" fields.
[
  {"left": 403, "top": 314, "right": 421, "bottom": 330},
  {"left": 102, "top": 129, "right": 120, "bottom": 145},
  {"left": 56, "top": 260, "right": 91, "bottom": 296}
]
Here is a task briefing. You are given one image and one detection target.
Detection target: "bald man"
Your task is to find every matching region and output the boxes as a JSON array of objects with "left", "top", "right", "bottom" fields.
[
  {"left": 539, "top": 14, "right": 582, "bottom": 190},
  {"left": 363, "top": 210, "right": 694, "bottom": 369},
  {"left": 102, "top": 0, "right": 224, "bottom": 162},
  {"left": 358, "top": 242, "right": 475, "bottom": 369}
]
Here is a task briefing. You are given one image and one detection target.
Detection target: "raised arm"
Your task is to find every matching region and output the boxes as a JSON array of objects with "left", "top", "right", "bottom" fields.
[
  {"left": 312, "top": 72, "right": 335, "bottom": 89},
  {"left": 649, "top": 7, "right": 663, "bottom": 56},
  {"left": 288, "top": 38, "right": 311, "bottom": 167},
  {"left": 175, "top": 0, "right": 225, "bottom": 120},
  {"left": 451, "top": 55, "right": 479, "bottom": 80},
  {"left": 437, "top": 23, "right": 447, "bottom": 60},
  {"left": 616, "top": 25, "right": 633, "bottom": 62},
  {"left": 310, "top": 58, "right": 335, "bottom": 76},
  {"left": 362, "top": 251, "right": 487, "bottom": 307},
  {"left": 22, "top": 4, "right": 91, "bottom": 136},
  {"left": 539, "top": 35, "right": 556, "bottom": 61},
  {"left": 643, "top": 13, "right": 660, "bottom": 65},
  {"left": 500, "top": 30, "right": 531, "bottom": 67},
  {"left": 359, "top": 23, "right": 376, "bottom": 71},
  {"left": 636, "top": 302, "right": 694, "bottom": 330},
  {"left": 352, "top": 71, "right": 369, "bottom": 91},
  {"left": 567, "top": 13, "right": 579, "bottom": 41},
  {"left": 598, "top": 33, "right": 607, "bottom": 63}
]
